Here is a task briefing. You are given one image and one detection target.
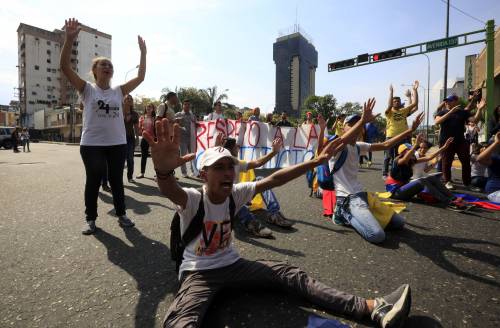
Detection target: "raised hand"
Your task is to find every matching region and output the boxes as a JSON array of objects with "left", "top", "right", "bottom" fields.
[
  {"left": 64, "top": 18, "right": 81, "bottom": 40},
  {"left": 142, "top": 119, "right": 195, "bottom": 173},
  {"left": 215, "top": 133, "right": 225, "bottom": 147},
  {"left": 477, "top": 98, "right": 486, "bottom": 110},
  {"left": 413, "top": 80, "right": 419, "bottom": 90},
  {"left": 138, "top": 36, "right": 147, "bottom": 54},
  {"left": 271, "top": 137, "right": 283, "bottom": 153},
  {"left": 361, "top": 97, "right": 377, "bottom": 123},
  {"left": 411, "top": 112, "right": 424, "bottom": 131},
  {"left": 495, "top": 132, "right": 500, "bottom": 144},
  {"left": 317, "top": 114, "right": 326, "bottom": 129},
  {"left": 443, "top": 137, "right": 454, "bottom": 149},
  {"left": 389, "top": 84, "right": 394, "bottom": 93},
  {"left": 415, "top": 133, "right": 425, "bottom": 145}
]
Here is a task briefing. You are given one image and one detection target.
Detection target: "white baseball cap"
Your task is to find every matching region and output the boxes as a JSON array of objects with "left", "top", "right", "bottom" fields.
[{"left": 198, "top": 146, "right": 238, "bottom": 169}]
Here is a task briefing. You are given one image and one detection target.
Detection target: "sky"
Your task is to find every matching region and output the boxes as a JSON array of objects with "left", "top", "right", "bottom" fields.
[{"left": 1, "top": 0, "right": 499, "bottom": 118}]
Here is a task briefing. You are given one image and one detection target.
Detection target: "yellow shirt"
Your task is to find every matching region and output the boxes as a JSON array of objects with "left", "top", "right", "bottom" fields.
[
  {"left": 334, "top": 124, "right": 344, "bottom": 136},
  {"left": 386, "top": 107, "right": 411, "bottom": 137}
]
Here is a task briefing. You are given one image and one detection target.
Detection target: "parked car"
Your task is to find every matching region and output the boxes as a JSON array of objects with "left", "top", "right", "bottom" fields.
[{"left": 0, "top": 126, "right": 14, "bottom": 149}]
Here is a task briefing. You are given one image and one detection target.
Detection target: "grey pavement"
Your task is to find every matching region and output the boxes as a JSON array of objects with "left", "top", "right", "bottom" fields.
[{"left": 0, "top": 143, "right": 499, "bottom": 328}]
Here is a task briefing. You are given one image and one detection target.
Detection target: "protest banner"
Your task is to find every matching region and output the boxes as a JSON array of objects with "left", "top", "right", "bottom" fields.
[{"left": 193, "top": 119, "right": 322, "bottom": 170}]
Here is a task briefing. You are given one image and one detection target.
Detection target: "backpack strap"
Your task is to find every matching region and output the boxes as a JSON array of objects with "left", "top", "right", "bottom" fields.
[
  {"left": 180, "top": 190, "right": 236, "bottom": 246},
  {"left": 181, "top": 189, "right": 205, "bottom": 246},
  {"left": 330, "top": 143, "right": 361, "bottom": 175},
  {"left": 229, "top": 194, "right": 236, "bottom": 227},
  {"left": 331, "top": 148, "right": 349, "bottom": 174}
]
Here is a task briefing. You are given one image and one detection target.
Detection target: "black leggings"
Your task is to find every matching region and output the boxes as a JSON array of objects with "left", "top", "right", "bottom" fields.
[
  {"left": 80, "top": 145, "right": 127, "bottom": 220},
  {"left": 140, "top": 138, "right": 150, "bottom": 174}
]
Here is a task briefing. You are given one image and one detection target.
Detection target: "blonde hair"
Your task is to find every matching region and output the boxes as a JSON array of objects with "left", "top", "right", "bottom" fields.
[{"left": 90, "top": 56, "right": 112, "bottom": 80}]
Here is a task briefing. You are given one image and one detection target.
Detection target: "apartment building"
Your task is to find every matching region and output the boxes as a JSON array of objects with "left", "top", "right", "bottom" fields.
[{"left": 17, "top": 23, "right": 111, "bottom": 129}]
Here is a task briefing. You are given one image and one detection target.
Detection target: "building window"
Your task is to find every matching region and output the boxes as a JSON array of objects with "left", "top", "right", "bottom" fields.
[
  {"left": 29, "top": 101, "right": 35, "bottom": 105},
  {"left": 47, "top": 49, "right": 51, "bottom": 55},
  {"left": 95, "top": 44, "right": 98, "bottom": 48},
  {"left": 73, "top": 41, "right": 79, "bottom": 46},
  {"left": 52, "top": 69, "right": 56, "bottom": 73},
  {"left": 95, "top": 35, "right": 98, "bottom": 39},
  {"left": 48, "top": 95, "right": 52, "bottom": 99},
  {"left": 35, "top": 37, "right": 39, "bottom": 41},
  {"left": 71, "top": 50, "right": 78, "bottom": 55},
  {"left": 32, "top": 91, "right": 37, "bottom": 95},
  {"left": 47, "top": 41, "right": 51, "bottom": 46},
  {"left": 34, "top": 65, "right": 39, "bottom": 70},
  {"left": 47, "top": 68, "right": 51, "bottom": 72},
  {"left": 47, "top": 59, "right": 51, "bottom": 63},
  {"left": 95, "top": 53, "right": 98, "bottom": 56},
  {"left": 47, "top": 77, "right": 51, "bottom": 81},
  {"left": 36, "top": 83, "right": 40, "bottom": 87}
]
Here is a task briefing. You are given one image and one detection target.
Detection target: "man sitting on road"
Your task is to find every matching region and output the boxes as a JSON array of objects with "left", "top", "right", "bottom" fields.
[{"left": 143, "top": 107, "right": 413, "bottom": 328}]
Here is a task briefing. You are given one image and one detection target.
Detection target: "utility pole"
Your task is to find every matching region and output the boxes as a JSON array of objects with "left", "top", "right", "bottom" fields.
[{"left": 443, "top": 0, "right": 450, "bottom": 98}]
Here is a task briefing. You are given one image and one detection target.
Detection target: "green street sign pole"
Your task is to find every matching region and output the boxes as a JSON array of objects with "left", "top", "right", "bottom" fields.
[{"left": 485, "top": 19, "right": 495, "bottom": 138}]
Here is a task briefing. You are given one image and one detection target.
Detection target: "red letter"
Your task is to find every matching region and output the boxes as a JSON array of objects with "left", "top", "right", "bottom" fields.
[
  {"left": 306, "top": 125, "right": 319, "bottom": 148},
  {"left": 247, "top": 122, "right": 261, "bottom": 147},
  {"left": 196, "top": 123, "right": 207, "bottom": 151},
  {"left": 292, "top": 127, "right": 306, "bottom": 149}
]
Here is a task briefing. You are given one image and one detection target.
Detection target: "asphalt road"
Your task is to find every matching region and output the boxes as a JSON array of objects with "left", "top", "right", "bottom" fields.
[{"left": 0, "top": 143, "right": 499, "bottom": 328}]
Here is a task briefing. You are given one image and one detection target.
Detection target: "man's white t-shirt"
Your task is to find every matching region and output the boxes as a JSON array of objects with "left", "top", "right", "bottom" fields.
[
  {"left": 206, "top": 112, "right": 225, "bottom": 121},
  {"left": 80, "top": 83, "right": 126, "bottom": 146},
  {"left": 328, "top": 142, "right": 371, "bottom": 197},
  {"left": 177, "top": 182, "right": 256, "bottom": 278}
]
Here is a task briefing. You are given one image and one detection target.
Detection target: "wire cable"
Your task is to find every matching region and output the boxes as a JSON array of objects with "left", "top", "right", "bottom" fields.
[{"left": 438, "top": 0, "right": 486, "bottom": 25}]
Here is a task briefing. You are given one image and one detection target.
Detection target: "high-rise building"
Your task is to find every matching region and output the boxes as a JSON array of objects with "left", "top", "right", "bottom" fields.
[
  {"left": 17, "top": 23, "right": 111, "bottom": 128},
  {"left": 273, "top": 30, "right": 318, "bottom": 117}
]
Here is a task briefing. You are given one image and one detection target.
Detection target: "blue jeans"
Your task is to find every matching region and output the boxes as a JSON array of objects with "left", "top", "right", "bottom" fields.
[
  {"left": 336, "top": 192, "right": 404, "bottom": 244},
  {"left": 237, "top": 177, "right": 282, "bottom": 225}
]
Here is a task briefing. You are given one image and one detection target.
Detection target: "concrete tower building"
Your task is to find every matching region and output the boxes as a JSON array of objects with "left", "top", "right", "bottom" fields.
[{"left": 273, "top": 29, "right": 318, "bottom": 117}]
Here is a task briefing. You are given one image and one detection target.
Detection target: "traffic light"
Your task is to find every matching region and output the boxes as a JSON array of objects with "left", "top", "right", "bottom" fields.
[
  {"left": 328, "top": 58, "right": 355, "bottom": 71},
  {"left": 372, "top": 48, "right": 403, "bottom": 62},
  {"left": 357, "top": 53, "right": 369, "bottom": 63}
]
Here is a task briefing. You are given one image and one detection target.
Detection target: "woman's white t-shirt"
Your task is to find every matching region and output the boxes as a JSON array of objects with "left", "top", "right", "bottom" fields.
[
  {"left": 177, "top": 182, "right": 256, "bottom": 279},
  {"left": 80, "top": 82, "right": 126, "bottom": 146}
]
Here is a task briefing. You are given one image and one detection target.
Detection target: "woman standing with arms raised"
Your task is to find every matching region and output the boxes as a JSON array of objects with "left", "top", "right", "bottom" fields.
[{"left": 60, "top": 18, "right": 147, "bottom": 234}]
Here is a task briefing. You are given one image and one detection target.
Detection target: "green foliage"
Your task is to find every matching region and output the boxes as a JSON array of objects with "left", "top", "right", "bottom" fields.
[
  {"left": 133, "top": 95, "right": 161, "bottom": 114},
  {"left": 160, "top": 86, "right": 230, "bottom": 116},
  {"left": 338, "top": 102, "right": 363, "bottom": 116},
  {"left": 301, "top": 94, "right": 338, "bottom": 122}
]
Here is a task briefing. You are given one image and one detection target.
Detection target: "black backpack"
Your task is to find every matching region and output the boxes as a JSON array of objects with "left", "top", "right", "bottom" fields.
[{"left": 170, "top": 190, "right": 236, "bottom": 273}]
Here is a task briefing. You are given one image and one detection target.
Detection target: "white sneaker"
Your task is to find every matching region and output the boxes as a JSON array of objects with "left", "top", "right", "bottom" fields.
[{"left": 445, "top": 182, "right": 454, "bottom": 190}]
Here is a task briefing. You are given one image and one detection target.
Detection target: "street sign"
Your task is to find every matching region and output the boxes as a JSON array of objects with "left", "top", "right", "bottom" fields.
[{"left": 426, "top": 37, "right": 458, "bottom": 52}]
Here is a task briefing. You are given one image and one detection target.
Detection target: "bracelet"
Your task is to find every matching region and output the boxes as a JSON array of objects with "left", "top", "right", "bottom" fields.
[{"left": 155, "top": 169, "right": 175, "bottom": 180}]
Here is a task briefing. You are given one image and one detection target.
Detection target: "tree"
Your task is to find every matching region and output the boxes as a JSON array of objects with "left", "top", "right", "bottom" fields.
[
  {"left": 133, "top": 95, "right": 161, "bottom": 113},
  {"left": 301, "top": 94, "right": 338, "bottom": 122},
  {"left": 200, "top": 86, "right": 228, "bottom": 112},
  {"left": 338, "top": 102, "right": 363, "bottom": 116}
]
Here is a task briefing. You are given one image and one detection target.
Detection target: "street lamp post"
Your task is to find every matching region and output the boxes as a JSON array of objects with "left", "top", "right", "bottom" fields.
[
  {"left": 421, "top": 54, "right": 431, "bottom": 138},
  {"left": 401, "top": 53, "right": 431, "bottom": 137}
]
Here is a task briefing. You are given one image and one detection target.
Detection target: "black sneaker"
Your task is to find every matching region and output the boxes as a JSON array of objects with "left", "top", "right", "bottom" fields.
[
  {"left": 82, "top": 220, "right": 96, "bottom": 235},
  {"left": 371, "top": 284, "right": 411, "bottom": 328},
  {"left": 118, "top": 215, "right": 135, "bottom": 228}
]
